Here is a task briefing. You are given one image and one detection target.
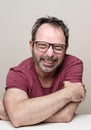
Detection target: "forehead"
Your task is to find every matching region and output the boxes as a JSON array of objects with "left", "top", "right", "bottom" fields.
[{"left": 35, "top": 23, "right": 65, "bottom": 43}]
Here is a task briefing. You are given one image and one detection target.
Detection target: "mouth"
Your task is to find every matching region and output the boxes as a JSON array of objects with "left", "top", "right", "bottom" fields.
[{"left": 41, "top": 58, "right": 57, "bottom": 67}]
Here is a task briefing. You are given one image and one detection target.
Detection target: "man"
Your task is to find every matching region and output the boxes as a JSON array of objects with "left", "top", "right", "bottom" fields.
[{"left": 3, "top": 16, "right": 86, "bottom": 127}]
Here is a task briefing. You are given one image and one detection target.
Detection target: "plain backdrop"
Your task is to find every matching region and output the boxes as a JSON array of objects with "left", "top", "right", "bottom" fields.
[{"left": 0, "top": 0, "right": 91, "bottom": 114}]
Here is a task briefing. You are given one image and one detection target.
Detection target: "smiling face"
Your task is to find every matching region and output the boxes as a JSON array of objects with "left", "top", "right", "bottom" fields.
[{"left": 30, "top": 23, "right": 68, "bottom": 73}]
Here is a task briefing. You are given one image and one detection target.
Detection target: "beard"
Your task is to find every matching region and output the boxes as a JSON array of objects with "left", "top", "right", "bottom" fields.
[{"left": 32, "top": 50, "right": 65, "bottom": 73}]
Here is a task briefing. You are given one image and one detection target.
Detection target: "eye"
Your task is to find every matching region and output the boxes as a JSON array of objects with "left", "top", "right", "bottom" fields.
[
  {"left": 55, "top": 45, "right": 65, "bottom": 51},
  {"left": 37, "top": 43, "right": 47, "bottom": 49}
]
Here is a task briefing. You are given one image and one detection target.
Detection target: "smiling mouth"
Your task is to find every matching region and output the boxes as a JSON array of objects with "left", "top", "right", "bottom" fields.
[{"left": 41, "top": 59, "right": 57, "bottom": 67}]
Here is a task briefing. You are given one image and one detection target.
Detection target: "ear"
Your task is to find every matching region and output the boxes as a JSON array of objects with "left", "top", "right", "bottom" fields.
[{"left": 29, "top": 40, "right": 34, "bottom": 51}]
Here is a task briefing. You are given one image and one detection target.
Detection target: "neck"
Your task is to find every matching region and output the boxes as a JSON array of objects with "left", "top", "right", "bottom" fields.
[{"left": 35, "top": 65, "right": 56, "bottom": 88}]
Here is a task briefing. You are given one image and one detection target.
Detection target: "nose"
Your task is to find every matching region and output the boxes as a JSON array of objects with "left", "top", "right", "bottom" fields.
[{"left": 46, "top": 45, "right": 54, "bottom": 57}]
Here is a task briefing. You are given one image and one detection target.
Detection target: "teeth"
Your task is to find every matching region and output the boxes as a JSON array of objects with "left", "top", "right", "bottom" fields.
[{"left": 44, "top": 60, "right": 54, "bottom": 64}]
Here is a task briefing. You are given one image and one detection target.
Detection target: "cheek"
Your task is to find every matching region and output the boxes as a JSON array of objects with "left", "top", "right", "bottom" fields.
[
  {"left": 33, "top": 48, "right": 44, "bottom": 60},
  {"left": 57, "top": 53, "right": 65, "bottom": 63},
  {"left": 35, "top": 46, "right": 48, "bottom": 57}
]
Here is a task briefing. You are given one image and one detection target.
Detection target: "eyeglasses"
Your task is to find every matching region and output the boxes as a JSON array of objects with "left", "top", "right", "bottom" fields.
[{"left": 34, "top": 41, "right": 67, "bottom": 54}]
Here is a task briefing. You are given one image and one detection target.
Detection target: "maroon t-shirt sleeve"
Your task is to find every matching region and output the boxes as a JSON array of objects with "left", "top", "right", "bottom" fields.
[
  {"left": 6, "top": 68, "right": 28, "bottom": 92},
  {"left": 64, "top": 58, "right": 83, "bottom": 82}
]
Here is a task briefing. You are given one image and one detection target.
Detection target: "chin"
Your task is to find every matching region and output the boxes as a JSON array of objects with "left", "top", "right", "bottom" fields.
[{"left": 40, "top": 65, "right": 57, "bottom": 73}]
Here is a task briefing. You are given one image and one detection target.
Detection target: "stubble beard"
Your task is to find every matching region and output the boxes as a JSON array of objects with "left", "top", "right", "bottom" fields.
[{"left": 32, "top": 50, "right": 65, "bottom": 73}]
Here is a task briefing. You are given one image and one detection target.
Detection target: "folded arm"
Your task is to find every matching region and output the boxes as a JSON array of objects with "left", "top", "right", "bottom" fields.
[
  {"left": 44, "top": 81, "right": 86, "bottom": 123},
  {"left": 44, "top": 102, "right": 80, "bottom": 123},
  {"left": 4, "top": 81, "right": 86, "bottom": 127}
]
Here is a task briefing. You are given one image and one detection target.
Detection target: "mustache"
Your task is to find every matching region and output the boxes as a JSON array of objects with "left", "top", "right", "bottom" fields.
[{"left": 40, "top": 56, "right": 58, "bottom": 62}]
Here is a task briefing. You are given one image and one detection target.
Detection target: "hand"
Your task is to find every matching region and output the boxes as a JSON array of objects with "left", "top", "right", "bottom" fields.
[
  {"left": 0, "top": 100, "right": 9, "bottom": 120},
  {"left": 63, "top": 81, "right": 86, "bottom": 102}
]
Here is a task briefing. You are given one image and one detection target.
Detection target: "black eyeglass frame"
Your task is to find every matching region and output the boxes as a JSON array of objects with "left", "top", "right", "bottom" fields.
[{"left": 33, "top": 41, "right": 67, "bottom": 54}]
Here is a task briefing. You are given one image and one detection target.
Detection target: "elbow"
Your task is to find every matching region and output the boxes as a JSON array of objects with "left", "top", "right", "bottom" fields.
[
  {"left": 12, "top": 121, "right": 21, "bottom": 128},
  {"left": 9, "top": 112, "right": 39, "bottom": 127},
  {"left": 60, "top": 111, "right": 75, "bottom": 123},
  {"left": 62, "top": 114, "right": 74, "bottom": 123},
  {"left": 62, "top": 111, "right": 75, "bottom": 123},
  {"left": 10, "top": 113, "right": 22, "bottom": 128},
  {"left": 8, "top": 111, "right": 27, "bottom": 128}
]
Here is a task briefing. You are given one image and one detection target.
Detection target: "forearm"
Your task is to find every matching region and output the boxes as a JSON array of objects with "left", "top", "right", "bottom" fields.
[
  {"left": 44, "top": 102, "right": 80, "bottom": 123},
  {"left": 4, "top": 82, "right": 85, "bottom": 127},
  {"left": 4, "top": 88, "right": 72, "bottom": 127}
]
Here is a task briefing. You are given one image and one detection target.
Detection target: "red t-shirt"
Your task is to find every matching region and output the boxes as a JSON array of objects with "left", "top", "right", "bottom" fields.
[{"left": 6, "top": 54, "right": 83, "bottom": 98}]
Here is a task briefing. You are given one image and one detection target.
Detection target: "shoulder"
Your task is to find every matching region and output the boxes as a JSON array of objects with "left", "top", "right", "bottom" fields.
[
  {"left": 10, "top": 57, "right": 34, "bottom": 72},
  {"left": 64, "top": 54, "right": 83, "bottom": 65},
  {"left": 60, "top": 54, "right": 83, "bottom": 71},
  {"left": 62, "top": 54, "right": 84, "bottom": 82}
]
